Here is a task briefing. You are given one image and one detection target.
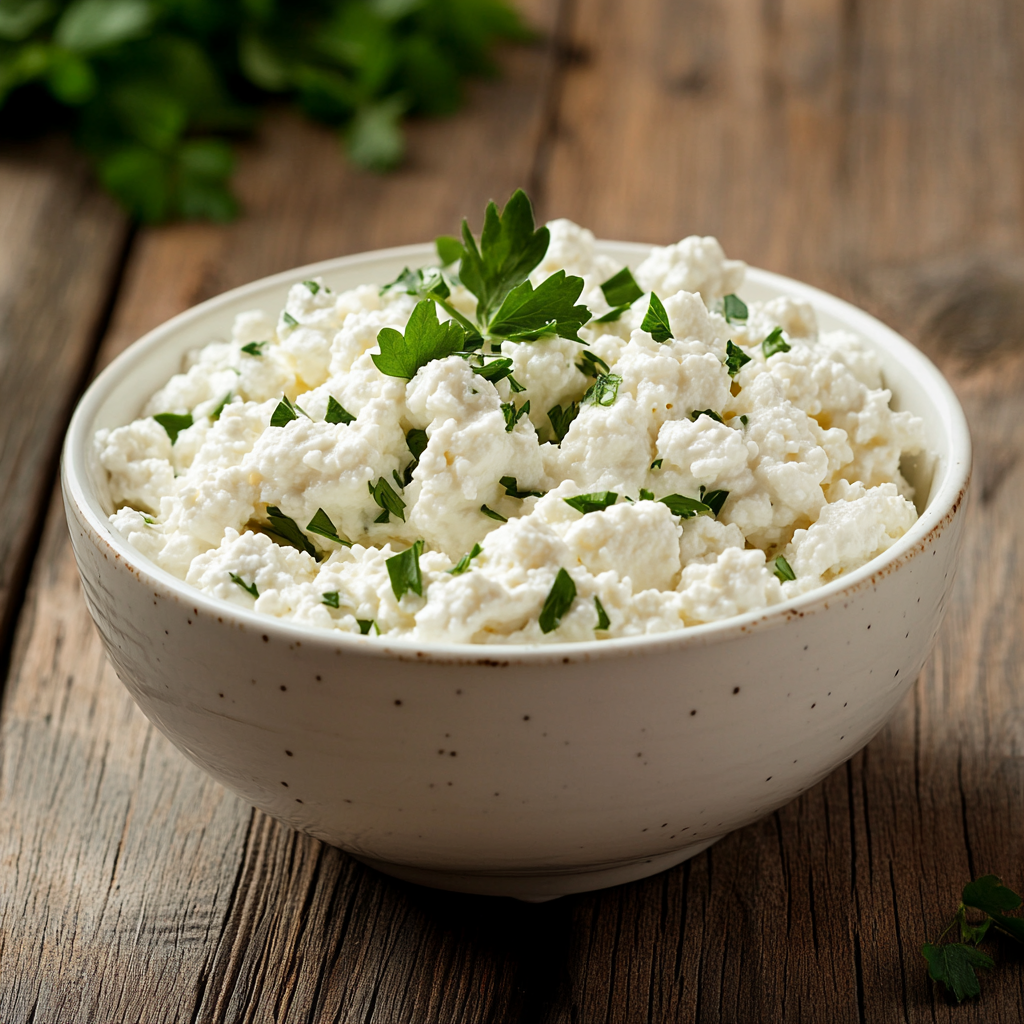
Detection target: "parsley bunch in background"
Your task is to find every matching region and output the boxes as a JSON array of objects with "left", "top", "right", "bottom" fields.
[{"left": 0, "top": 0, "right": 527, "bottom": 222}]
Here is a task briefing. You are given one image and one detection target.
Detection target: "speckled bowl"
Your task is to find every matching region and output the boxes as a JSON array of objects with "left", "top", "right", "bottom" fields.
[{"left": 61, "top": 242, "right": 971, "bottom": 900}]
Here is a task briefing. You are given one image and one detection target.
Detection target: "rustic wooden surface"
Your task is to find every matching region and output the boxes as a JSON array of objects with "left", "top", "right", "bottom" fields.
[{"left": 1, "top": 0, "right": 1023, "bottom": 1020}]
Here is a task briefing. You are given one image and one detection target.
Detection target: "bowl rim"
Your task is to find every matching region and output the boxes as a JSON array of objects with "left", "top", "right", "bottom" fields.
[{"left": 62, "top": 240, "right": 972, "bottom": 665}]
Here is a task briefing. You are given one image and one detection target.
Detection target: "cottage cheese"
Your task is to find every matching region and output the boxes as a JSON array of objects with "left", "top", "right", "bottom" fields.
[{"left": 97, "top": 221, "right": 926, "bottom": 643}]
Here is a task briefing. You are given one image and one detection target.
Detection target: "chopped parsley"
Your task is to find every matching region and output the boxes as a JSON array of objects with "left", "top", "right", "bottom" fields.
[
  {"left": 582, "top": 373, "right": 622, "bottom": 407},
  {"left": 153, "top": 412, "right": 193, "bottom": 444},
  {"left": 740, "top": 414, "right": 749, "bottom": 427},
  {"left": 386, "top": 539, "right": 424, "bottom": 600},
  {"left": 725, "top": 340, "right": 751, "bottom": 377},
  {"left": 303, "top": 280, "right": 321, "bottom": 295},
  {"left": 773, "top": 555, "right": 796, "bottom": 581},
  {"left": 762, "top": 327, "right": 791, "bottom": 358},
  {"left": 282, "top": 311, "right": 299, "bottom": 328},
  {"left": 472, "top": 357, "right": 518, "bottom": 385},
  {"left": 241, "top": 340, "right": 267, "bottom": 356},
  {"left": 501, "top": 476, "right": 544, "bottom": 499},
  {"left": 448, "top": 543, "right": 483, "bottom": 575},
  {"left": 325, "top": 396, "right": 355, "bottom": 425},
  {"left": 650, "top": 459, "right": 663, "bottom": 470},
  {"left": 270, "top": 395, "right": 308, "bottom": 428},
  {"left": 210, "top": 392, "right": 232, "bottom": 421},
  {"left": 594, "top": 596, "right": 611, "bottom": 630},
  {"left": 373, "top": 298, "right": 465, "bottom": 379},
  {"left": 502, "top": 399, "right": 530, "bottom": 432},
  {"left": 599, "top": 266, "right": 644, "bottom": 308},
  {"left": 357, "top": 619, "right": 378, "bottom": 635},
  {"left": 690, "top": 408, "right": 723, "bottom": 423},
  {"left": 265, "top": 506, "right": 318, "bottom": 559},
  {"left": 487, "top": 270, "right": 591, "bottom": 342},
  {"left": 480, "top": 504, "right": 508, "bottom": 522},
  {"left": 576, "top": 349, "right": 610, "bottom": 377},
  {"left": 321, "top": 590, "right": 340, "bottom": 608},
  {"left": 539, "top": 568, "right": 576, "bottom": 633},
  {"left": 368, "top": 477, "right": 406, "bottom": 523},
  {"left": 564, "top": 491, "right": 618, "bottom": 515},
  {"left": 641, "top": 292, "right": 673, "bottom": 342},
  {"left": 229, "top": 572, "right": 258, "bottom": 598},
  {"left": 722, "top": 293, "right": 748, "bottom": 323},
  {"left": 547, "top": 401, "right": 579, "bottom": 443},
  {"left": 639, "top": 488, "right": 654, "bottom": 501},
  {"left": 699, "top": 487, "right": 730, "bottom": 517},
  {"left": 306, "top": 508, "right": 350, "bottom": 546},
  {"left": 436, "top": 235, "right": 464, "bottom": 266},
  {"left": 659, "top": 493, "right": 714, "bottom": 519}
]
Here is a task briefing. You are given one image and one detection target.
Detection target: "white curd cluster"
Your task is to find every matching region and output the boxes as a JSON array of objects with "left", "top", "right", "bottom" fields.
[{"left": 96, "top": 221, "right": 925, "bottom": 643}]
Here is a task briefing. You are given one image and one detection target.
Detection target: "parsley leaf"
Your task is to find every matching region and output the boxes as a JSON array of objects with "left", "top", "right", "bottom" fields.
[
  {"left": 639, "top": 488, "right": 655, "bottom": 501},
  {"left": 501, "top": 476, "right": 545, "bottom": 499},
  {"left": 699, "top": 486, "right": 730, "bottom": 516},
  {"left": 547, "top": 401, "right": 579, "bottom": 443},
  {"left": 303, "top": 280, "right": 320, "bottom": 295},
  {"left": 357, "top": 619, "right": 378, "bottom": 635},
  {"left": 368, "top": 477, "right": 406, "bottom": 523},
  {"left": 564, "top": 491, "right": 618, "bottom": 515},
  {"left": 762, "top": 327, "right": 791, "bottom": 358},
  {"left": 210, "top": 392, "right": 232, "bottom": 421},
  {"left": 576, "top": 350, "right": 610, "bottom": 377},
  {"left": 449, "top": 543, "right": 483, "bottom": 575},
  {"left": 641, "top": 292, "right": 673, "bottom": 342},
  {"left": 458, "top": 189, "right": 550, "bottom": 324},
  {"left": 773, "top": 555, "right": 796, "bottom": 581},
  {"left": 265, "top": 506, "right": 318, "bottom": 559},
  {"left": 660, "top": 494, "right": 714, "bottom": 519},
  {"left": 487, "top": 270, "right": 591, "bottom": 342},
  {"left": 306, "top": 508, "right": 350, "bottom": 547},
  {"left": 539, "top": 568, "right": 576, "bottom": 633},
  {"left": 650, "top": 459, "right": 663, "bottom": 470},
  {"left": 229, "top": 572, "right": 258, "bottom": 599},
  {"left": 436, "top": 235, "right": 464, "bottom": 266},
  {"left": 600, "top": 267, "right": 644, "bottom": 308},
  {"left": 963, "top": 876, "right": 1024, "bottom": 942},
  {"left": 322, "top": 590, "right": 340, "bottom": 608},
  {"left": 722, "top": 293, "right": 748, "bottom": 323},
  {"left": 270, "top": 395, "right": 307, "bottom": 427},
  {"left": 373, "top": 298, "right": 465, "bottom": 378},
  {"left": 582, "top": 373, "right": 622, "bottom": 407},
  {"left": 594, "top": 596, "right": 611, "bottom": 631},
  {"left": 690, "top": 408, "right": 723, "bottom": 423},
  {"left": 740, "top": 414, "right": 749, "bottom": 427},
  {"left": 595, "top": 305, "right": 633, "bottom": 323},
  {"left": 241, "top": 341, "right": 267, "bottom": 356},
  {"left": 480, "top": 504, "right": 508, "bottom": 522},
  {"left": 502, "top": 399, "right": 530, "bottom": 432},
  {"left": 922, "top": 943, "right": 994, "bottom": 1003},
  {"left": 381, "top": 264, "right": 451, "bottom": 301},
  {"left": 153, "top": 412, "right": 192, "bottom": 444},
  {"left": 725, "top": 340, "right": 751, "bottom": 377},
  {"left": 282, "top": 311, "right": 299, "bottom": 328},
  {"left": 472, "top": 357, "right": 516, "bottom": 383},
  {"left": 403, "top": 427, "right": 429, "bottom": 484},
  {"left": 386, "top": 539, "right": 424, "bottom": 600},
  {"left": 325, "top": 396, "right": 355, "bottom": 425}
]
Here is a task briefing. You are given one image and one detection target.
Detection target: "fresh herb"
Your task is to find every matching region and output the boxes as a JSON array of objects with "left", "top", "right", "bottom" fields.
[
  {"left": 153, "top": 412, "right": 193, "bottom": 444},
  {"left": 402, "top": 427, "right": 429, "bottom": 484},
  {"left": 725, "top": 340, "right": 751, "bottom": 377},
  {"left": 922, "top": 876, "right": 1024, "bottom": 1002},
  {"left": 306, "top": 508, "right": 350, "bottom": 547},
  {"left": 639, "top": 488, "right": 655, "bottom": 501},
  {"left": 762, "top": 327, "right": 791, "bottom": 358},
  {"left": 282, "top": 311, "right": 299, "bottom": 329},
  {"left": 576, "top": 349, "right": 611, "bottom": 377},
  {"left": 564, "top": 491, "right": 618, "bottom": 515},
  {"left": 303, "top": 280, "right": 320, "bottom": 295},
  {"left": 392, "top": 469, "right": 405, "bottom": 491},
  {"left": 449, "top": 543, "right": 483, "bottom": 575},
  {"left": 357, "top": 619, "right": 378, "bottom": 636},
  {"left": 368, "top": 477, "right": 406, "bottom": 523},
  {"left": 265, "top": 506, "right": 318, "bottom": 558},
  {"left": 325, "top": 396, "right": 355, "bottom": 425},
  {"left": 502, "top": 399, "right": 530, "bottom": 432},
  {"left": 487, "top": 270, "right": 591, "bottom": 342},
  {"left": 539, "top": 568, "right": 576, "bottom": 634},
  {"left": 582, "top": 373, "right": 622, "bottom": 407},
  {"left": 386, "top": 539, "right": 424, "bottom": 600},
  {"left": 740, "top": 414, "right": 749, "bottom": 427},
  {"left": 373, "top": 298, "right": 466, "bottom": 379},
  {"left": 600, "top": 267, "right": 644, "bottom": 308},
  {"left": 594, "top": 596, "right": 611, "bottom": 631},
  {"left": 380, "top": 265, "right": 481, "bottom": 343},
  {"left": 436, "top": 235, "right": 465, "bottom": 266},
  {"left": 650, "top": 459, "right": 663, "bottom": 470},
  {"left": 270, "top": 396, "right": 300, "bottom": 427},
  {"left": 660, "top": 494, "right": 714, "bottom": 519},
  {"left": 699, "top": 486, "right": 730, "bottom": 517},
  {"left": 229, "top": 572, "right": 258, "bottom": 598},
  {"left": 690, "top": 408, "right": 724, "bottom": 423},
  {"left": 210, "top": 392, "right": 232, "bottom": 421},
  {"left": 142, "top": 515, "right": 155, "bottom": 525},
  {"left": 641, "top": 292, "right": 673, "bottom": 343},
  {"left": 472, "top": 357, "right": 517, "bottom": 383},
  {"left": 547, "top": 401, "right": 579, "bottom": 443},
  {"left": 501, "top": 476, "right": 544, "bottom": 499},
  {"left": 241, "top": 341, "right": 267, "bottom": 356},
  {"left": 322, "top": 590, "right": 340, "bottom": 608},
  {"left": 480, "top": 504, "right": 507, "bottom": 522},
  {"left": 773, "top": 555, "right": 796, "bottom": 581},
  {"left": 722, "top": 294, "right": 748, "bottom": 323}
]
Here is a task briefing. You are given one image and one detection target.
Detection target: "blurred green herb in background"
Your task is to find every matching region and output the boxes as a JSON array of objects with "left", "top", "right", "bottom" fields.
[{"left": 0, "top": 0, "right": 528, "bottom": 222}]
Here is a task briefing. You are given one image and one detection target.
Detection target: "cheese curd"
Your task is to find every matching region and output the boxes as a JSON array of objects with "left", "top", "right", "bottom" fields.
[{"left": 96, "top": 224, "right": 926, "bottom": 643}]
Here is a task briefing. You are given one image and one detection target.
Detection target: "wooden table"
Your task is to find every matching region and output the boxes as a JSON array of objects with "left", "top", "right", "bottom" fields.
[{"left": 2, "top": 1, "right": 1022, "bottom": 1020}]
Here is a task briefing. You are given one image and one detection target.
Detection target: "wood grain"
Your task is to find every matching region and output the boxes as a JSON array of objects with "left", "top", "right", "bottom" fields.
[{"left": 3, "top": 0, "right": 1024, "bottom": 1021}]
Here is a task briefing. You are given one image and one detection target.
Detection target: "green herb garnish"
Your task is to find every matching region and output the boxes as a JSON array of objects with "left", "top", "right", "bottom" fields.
[
  {"left": 564, "top": 492, "right": 618, "bottom": 515},
  {"left": 229, "top": 572, "right": 259, "bottom": 598},
  {"left": 740, "top": 414, "right": 749, "bottom": 427},
  {"left": 241, "top": 341, "right": 267, "bottom": 356},
  {"left": 600, "top": 267, "right": 644, "bottom": 308},
  {"left": 265, "top": 506, "right": 318, "bottom": 558},
  {"left": 153, "top": 412, "right": 193, "bottom": 444},
  {"left": 449, "top": 543, "right": 483, "bottom": 575},
  {"left": 402, "top": 427, "right": 429, "bottom": 484},
  {"left": 502, "top": 399, "right": 530, "bottom": 432},
  {"left": 210, "top": 392, "right": 232, "bottom": 421},
  {"left": 725, "top": 340, "right": 751, "bottom": 377},
  {"left": 690, "top": 408, "right": 723, "bottom": 423},
  {"left": 282, "top": 311, "right": 299, "bottom": 328},
  {"left": 539, "top": 568, "right": 576, "bottom": 634},
  {"left": 500, "top": 476, "right": 544, "bottom": 499},
  {"left": 594, "top": 596, "right": 611, "bottom": 631},
  {"left": 697, "top": 486, "right": 730, "bottom": 517},
  {"left": 303, "top": 280, "right": 320, "bottom": 295},
  {"left": 480, "top": 504, "right": 508, "bottom": 522},
  {"left": 386, "top": 539, "right": 424, "bottom": 600},
  {"left": 641, "top": 292, "right": 673, "bottom": 343},
  {"left": 639, "top": 488, "right": 654, "bottom": 501},
  {"left": 306, "top": 508, "right": 350, "bottom": 547},
  {"left": 357, "top": 619, "right": 378, "bottom": 636},
  {"left": 660, "top": 494, "right": 714, "bottom": 519},
  {"left": 487, "top": 270, "right": 591, "bottom": 342},
  {"left": 582, "top": 373, "right": 622, "bottom": 407},
  {"left": 576, "top": 349, "right": 611, "bottom": 377},
  {"left": 722, "top": 294, "right": 748, "bottom": 323},
  {"left": 773, "top": 555, "right": 796, "bottom": 581},
  {"left": 270, "top": 395, "right": 308, "bottom": 428},
  {"left": 325, "top": 396, "right": 355, "bottom": 425},
  {"left": 650, "top": 459, "right": 663, "bottom": 470},
  {"left": 547, "top": 401, "right": 579, "bottom": 443},
  {"left": 762, "top": 327, "right": 791, "bottom": 358},
  {"left": 436, "top": 235, "right": 465, "bottom": 266},
  {"left": 373, "top": 298, "right": 466, "bottom": 379},
  {"left": 368, "top": 477, "right": 406, "bottom": 523},
  {"left": 322, "top": 590, "right": 340, "bottom": 608},
  {"left": 472, "top": 357, "right": 516, "bottom": 383}
]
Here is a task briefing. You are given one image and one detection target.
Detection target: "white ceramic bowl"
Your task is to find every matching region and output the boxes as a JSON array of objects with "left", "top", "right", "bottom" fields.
[{"left": 62, "top": 242, "right": 971, "bottom": 901}]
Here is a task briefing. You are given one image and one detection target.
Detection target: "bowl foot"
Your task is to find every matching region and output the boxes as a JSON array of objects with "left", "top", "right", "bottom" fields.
[{"left": 355, "top": 838, "right": 720, "bottom": 900}]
